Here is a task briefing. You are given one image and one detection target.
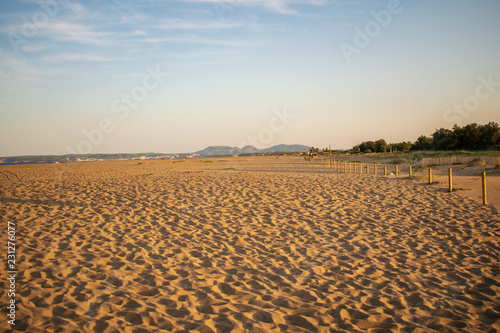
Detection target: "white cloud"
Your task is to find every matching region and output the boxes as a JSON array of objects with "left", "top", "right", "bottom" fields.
[
  {"left": 136, "top": 35, "right": 257, "bottom": 47},
  {"left": 132, "top": 29, "right": 147, "bottom": 36},
  {"left": 0, "top": 55, "right": 43, "bottom": 93},
  {"left": 180, "top": 0, "right": 327, "bottom": 15},
  {"left": 40, "top": 54, "right": 120, "bottom": 62},
  {"left": 20, "top": 43, "right": 51, "bottom": 53},
  {"left": 65, "top": 1, "right": 85, "bottom": 13},
  {"left": 42, "top": 21, "right": 111, "bottom": 46},
  {"left": 156, "top": 18, "right": 244, "bottom": 30}
]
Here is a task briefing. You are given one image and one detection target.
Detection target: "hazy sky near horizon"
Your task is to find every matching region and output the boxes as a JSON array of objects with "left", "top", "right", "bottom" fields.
[{"left": 1, "top": 0, "right": 500, "bottom": 156}]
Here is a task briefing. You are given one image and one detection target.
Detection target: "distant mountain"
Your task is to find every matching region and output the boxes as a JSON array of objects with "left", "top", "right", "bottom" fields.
[
  {"left": 241, "top": 145, "right": 261, "bottom": 154},
  {"left": 193, "top": 146, "right": 240, "bottom": 156},
  {"left": 262, "top": 144, "right": 310, "bottom": 153},
  {"left": 0, "top": 144, "right": 311, "bottom": 164},
  {"left": 194, "top": 144, "right": 310, "bottom": 156}
]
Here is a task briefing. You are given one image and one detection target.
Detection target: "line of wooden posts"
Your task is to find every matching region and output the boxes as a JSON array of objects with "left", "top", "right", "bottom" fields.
[{"left": 321, "top": 151, "right": 488, "bottom": 205}]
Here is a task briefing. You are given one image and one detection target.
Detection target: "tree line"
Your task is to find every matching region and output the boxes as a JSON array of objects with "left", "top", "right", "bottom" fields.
[{"left": 353, "top": 122, "right": 500, "bottom": 153}]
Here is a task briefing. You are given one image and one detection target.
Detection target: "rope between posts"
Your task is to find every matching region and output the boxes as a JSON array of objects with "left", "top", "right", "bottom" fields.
[
  {"left": 486, "top": 177, "right": 500, "bottom": 191},
  {"left": 454, "top": 175, "right": 483, "bottom": 184},
  {"left": 313, "top": 157, "right": 495, "bottom": 205},
  {"left": 431, "top": 175, "right": 448, "bottom": 181}
]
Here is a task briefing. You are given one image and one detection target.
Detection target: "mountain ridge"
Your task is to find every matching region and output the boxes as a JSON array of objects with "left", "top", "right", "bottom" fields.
[
  {"left": 194, "top": 144, "right": 310, "bottom": 156},
  {"left": 0, "top": 144, "right": 311, "bottom": 163}
]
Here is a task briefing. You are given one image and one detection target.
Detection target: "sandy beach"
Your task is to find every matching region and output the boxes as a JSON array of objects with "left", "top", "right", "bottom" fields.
[{"left": 1, "top": 156, "right": 499, "bottom": 332}]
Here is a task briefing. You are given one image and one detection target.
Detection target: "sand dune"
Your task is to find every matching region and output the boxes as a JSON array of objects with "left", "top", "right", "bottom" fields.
[{"left": 1, "top": 157, "right": 499, "bottom": 332}]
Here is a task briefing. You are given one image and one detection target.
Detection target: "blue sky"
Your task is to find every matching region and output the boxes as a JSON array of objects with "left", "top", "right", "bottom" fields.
[{"left": 1, "top": 0, "right": 499, "bottom": 156}]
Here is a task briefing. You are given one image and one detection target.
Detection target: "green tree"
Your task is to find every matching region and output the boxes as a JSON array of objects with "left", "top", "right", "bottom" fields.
[
  {"left": 432, "top": 128, "right": 455, "bottom": 150},
  {"left": 375, "top": 139, "right": 388, "bottom": 153},
  {"left": 393, "top": 141, "right": 413, "bottom": 152},
  {"left": 478, "top": 122, "right": 500, "bottom": 149},
  {"left": 357, "top": 141, "right": 376, "bottom": 153},
  {"left": 412, "top": 135, "right": 433, "bottom": 150}
]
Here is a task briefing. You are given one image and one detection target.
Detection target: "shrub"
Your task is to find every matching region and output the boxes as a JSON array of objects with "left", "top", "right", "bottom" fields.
[{"left": 392, "top": 158, "right": 408, "bottom": 165}]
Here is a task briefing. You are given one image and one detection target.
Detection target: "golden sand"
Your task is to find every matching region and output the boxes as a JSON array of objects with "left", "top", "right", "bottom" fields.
[{"left": 1, "top": 157, "right": 499, "bottom": 332}]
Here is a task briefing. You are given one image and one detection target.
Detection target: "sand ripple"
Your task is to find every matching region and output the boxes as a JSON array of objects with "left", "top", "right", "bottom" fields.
[{"left": 0, "top": 158, "right": 499, "bottom": 332}]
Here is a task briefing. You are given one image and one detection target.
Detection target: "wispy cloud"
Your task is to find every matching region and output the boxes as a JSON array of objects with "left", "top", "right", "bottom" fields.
[
  {"left": 155, "top": 18, "right": 245, "bottom": 30},
  {"left": 42, "top": 21, "right": 111, "bottom": 46},
  {"left": 0, "top": 54, "right": 43, "bottom": 91},
  {"left": 65, "top": 1, "right": 85, "bottom": 13},
  {"left": 136, "top": 35, "right": 258, "bottom": 47},
  {"left": 40, "top": 53, "right": 124, "bottom": 62},
  {"left": 176, "top": 0, "right": 323, "bottom": 15},
  {"left": 20, "top": 43, "right": 51, "bottom": 53}
]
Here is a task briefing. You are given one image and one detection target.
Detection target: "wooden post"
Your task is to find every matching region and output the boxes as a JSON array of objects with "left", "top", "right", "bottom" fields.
[
  {"left": 354, "top": 163, "right": 357, "bottom": 174},
  {"left": 384, "top": 166, "right": 387, "bottom": 176},
  {"left": 409, "top": 166, "right": 412, "bottom": 178},
  {"left": 349, "top": 163, "right": 352, "bottom": 174},
  {"left": 366, "top": 165, "right": 369, "bottom": 175},
  {"left": 360, "top": 163, "right": 363, "bottom": 175},
  {"left": 448, "top": 168, "right": 453, "bottom": 192},
  {"left": 429, "top": 168, "right": 432, "bottom": 184},
  {"left": 395, "top": 165, "right": 398, "bottom": 177},
  {"left": 329, "top": 145, "right": 332, "bottom": 168},
  {"left": 374, "top": 165, "right": 377, "bottom": 175},
  {"left": 482, "top": 172, "right": 487, "bottom": 204},
  {"left": 344, "top": 161, "right": 347, "bottom": 174}
]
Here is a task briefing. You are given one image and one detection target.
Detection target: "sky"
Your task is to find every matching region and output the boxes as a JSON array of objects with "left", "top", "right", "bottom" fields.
[{"left": 1, "top": 0, "right": 499, "bottom": 156}]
